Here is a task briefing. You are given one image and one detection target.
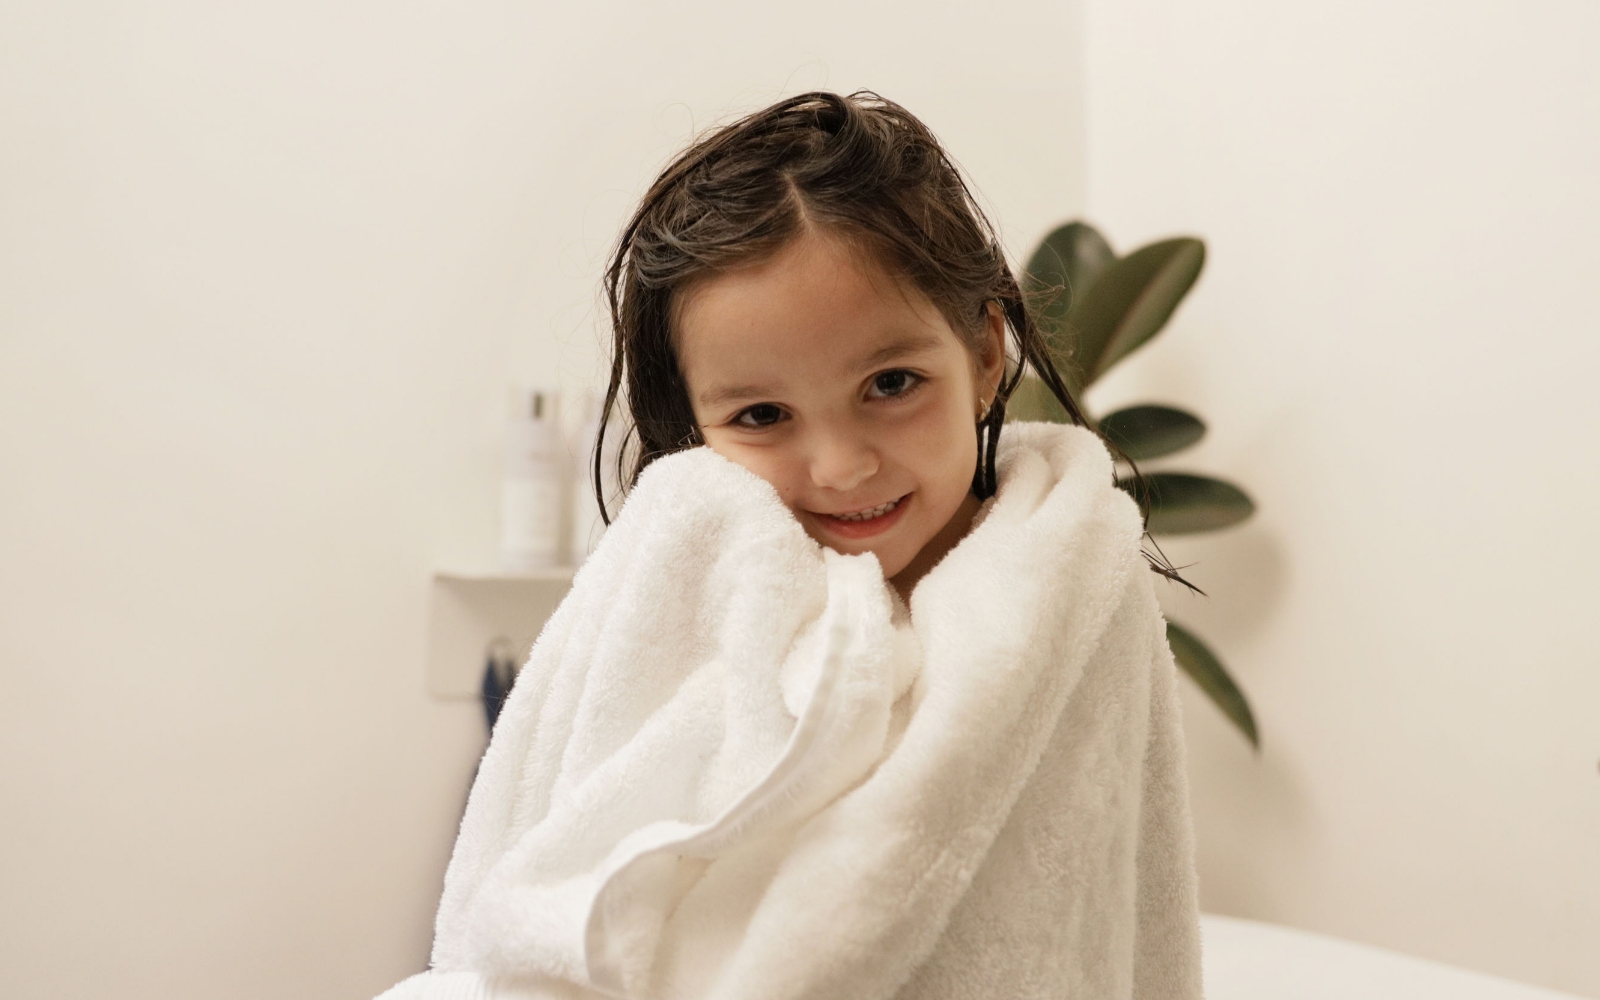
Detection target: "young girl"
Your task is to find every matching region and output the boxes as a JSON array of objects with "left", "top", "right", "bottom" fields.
[{"left": 381, "top": 90, "right": 1202, "bottom": 1000}]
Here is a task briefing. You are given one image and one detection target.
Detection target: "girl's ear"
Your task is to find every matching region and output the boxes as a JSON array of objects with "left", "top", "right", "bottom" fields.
[{"left": 975, "top": 300, "right": 1006, "bottom": 404}]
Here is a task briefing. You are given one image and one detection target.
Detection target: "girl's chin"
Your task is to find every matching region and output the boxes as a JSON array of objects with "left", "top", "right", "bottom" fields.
[
  {"left": 802, "top": 517, "right": 916, "bottom": 576},
  {"left": 816, "top": 538, "right": 912, "bottom": 578}
]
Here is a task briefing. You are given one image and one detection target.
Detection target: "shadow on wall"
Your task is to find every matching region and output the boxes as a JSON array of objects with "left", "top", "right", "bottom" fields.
[{"left": 1160, "top": 520, "right": 1310, "bottom": 920}]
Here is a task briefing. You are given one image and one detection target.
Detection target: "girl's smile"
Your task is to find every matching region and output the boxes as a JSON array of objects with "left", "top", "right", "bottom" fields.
[
  {"left": 673, "top": 226, "right": 1004, "bottom": 596},
  {"left": 806, "top": 491, "right": 912, "bottom": 539}
]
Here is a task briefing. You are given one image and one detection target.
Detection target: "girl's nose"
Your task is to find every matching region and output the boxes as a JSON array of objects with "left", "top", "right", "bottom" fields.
[{"left": 807, "top": 429, "right": 879, "bottom": 493}]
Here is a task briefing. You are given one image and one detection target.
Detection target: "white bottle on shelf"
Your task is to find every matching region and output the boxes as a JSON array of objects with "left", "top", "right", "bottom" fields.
[{"left": 500, "top": 386, "right": 562, "bottom": 572}]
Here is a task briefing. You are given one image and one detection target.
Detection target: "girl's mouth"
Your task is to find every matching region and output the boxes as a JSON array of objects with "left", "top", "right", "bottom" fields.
[{"left": 813, "top": 493, "right": 911, "bottom": 540}]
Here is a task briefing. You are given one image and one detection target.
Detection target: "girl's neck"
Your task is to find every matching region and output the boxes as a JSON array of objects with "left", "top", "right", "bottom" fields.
[{"left": 888, "top": 490, "right": 985, "bottom": 604}]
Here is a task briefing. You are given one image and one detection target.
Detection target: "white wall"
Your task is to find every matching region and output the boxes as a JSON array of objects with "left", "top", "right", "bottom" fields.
[
  {"left": 503, "top": 2, "right": 1088, "bottom": 403},
  {"left": 0, "top": 3, "right": 1084, "bottom": 998},
  {"left": 1080, "top": 1, "right": 1600, "bottom": 995}
]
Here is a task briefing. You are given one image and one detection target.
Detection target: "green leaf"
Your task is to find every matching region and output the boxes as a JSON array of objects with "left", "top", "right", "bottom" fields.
[
  {"left": 1166, "top": 620, "right": 1258, "bottom": 749},
  {"left": 1004, "top": 374, "right": 1074, "bottom": 424},
  {"left": 1069, "top": 237, "right": 1205, "bottom": 390},
  {"left": 1022, "top": 222, "right": 1116, "bottom": 370},
  {"left": 1097, "top": 405, "right": 1206, "bottom": 460},
  {"left": 1117, "top": 471, "right": 1254, "bottom": 534}
]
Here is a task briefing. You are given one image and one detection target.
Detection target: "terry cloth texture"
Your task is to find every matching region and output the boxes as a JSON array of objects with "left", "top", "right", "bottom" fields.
[{"left": 377, "top": 421, "right": 1203, "bottom": 1000}]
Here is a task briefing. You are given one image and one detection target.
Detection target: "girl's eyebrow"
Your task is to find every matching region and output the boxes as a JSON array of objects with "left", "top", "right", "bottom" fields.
[
  {"left": 697, "top": 334, "right": 944, "bottom": 407},
  {"left": 698, "top": 381, "right": 781, "bottom": 407},
  {"left": 855, "top": 333, "right": 945, "bottom": 370}
]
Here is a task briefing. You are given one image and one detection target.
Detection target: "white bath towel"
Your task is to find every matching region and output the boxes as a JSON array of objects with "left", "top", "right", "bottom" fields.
[{"left": 378, "top": 421, "right": 1202, "bottom": 1000}]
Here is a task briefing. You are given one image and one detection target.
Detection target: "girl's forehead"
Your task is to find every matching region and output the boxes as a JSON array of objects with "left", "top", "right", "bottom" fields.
[{"left": 675, "top": 231, "right": 961, "bottom": 385}]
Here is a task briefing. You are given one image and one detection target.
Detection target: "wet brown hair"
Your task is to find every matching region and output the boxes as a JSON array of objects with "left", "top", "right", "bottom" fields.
[
  {"left": 595, "top": 89, "right": 1088, "bottom": 495},
  {"left": 595, "top": 89, "right": 1189, "bottom": 585}
]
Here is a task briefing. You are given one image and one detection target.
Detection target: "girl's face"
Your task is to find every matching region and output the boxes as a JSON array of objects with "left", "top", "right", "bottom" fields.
[{"left": 674, "top": 228, "right": 1005, "bottom": 588}]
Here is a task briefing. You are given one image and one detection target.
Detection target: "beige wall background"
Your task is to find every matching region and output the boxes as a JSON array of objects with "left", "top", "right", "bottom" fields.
[
  {"left": 0, "top": 3, "right": 1084, "bottom": 998},
  {"left": 1078, "top": 0, "right": 1600, "bottom": 995},
  {"left": 7, "top": 1, "right": 1598, "bottom": 998}
]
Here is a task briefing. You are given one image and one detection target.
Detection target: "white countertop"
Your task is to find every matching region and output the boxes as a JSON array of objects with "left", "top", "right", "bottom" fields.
[{"left": 1201, "top": 914, "right": 1588, "bottom": 1000}]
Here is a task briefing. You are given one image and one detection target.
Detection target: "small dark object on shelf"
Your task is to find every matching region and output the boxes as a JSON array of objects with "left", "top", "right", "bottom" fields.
[{"left": 481, "top": 637, "right": 520, "bottom": 731}]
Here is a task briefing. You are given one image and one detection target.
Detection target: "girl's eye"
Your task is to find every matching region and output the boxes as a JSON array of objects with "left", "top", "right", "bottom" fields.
[
  {"left": 868, "top": 370, "right": 923, "bottom": 399},
  {"left": 733, "top": 403, "right": 786, "bottom": 429}
]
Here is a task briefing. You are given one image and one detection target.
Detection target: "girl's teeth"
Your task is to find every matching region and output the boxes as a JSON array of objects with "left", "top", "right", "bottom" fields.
[{"left": 834, "top": 499, "right": 898, "bottom": 522}]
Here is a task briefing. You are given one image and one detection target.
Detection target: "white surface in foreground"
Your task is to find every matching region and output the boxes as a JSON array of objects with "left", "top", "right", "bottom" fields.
[{"left": 1202, "top": 914, "right": 1590, "bottom": 1000}]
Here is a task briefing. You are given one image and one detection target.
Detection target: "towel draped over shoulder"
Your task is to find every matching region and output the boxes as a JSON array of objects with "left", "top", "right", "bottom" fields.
[{"left": 378, "top": 421, "right": 1203, "bottom": 1000}]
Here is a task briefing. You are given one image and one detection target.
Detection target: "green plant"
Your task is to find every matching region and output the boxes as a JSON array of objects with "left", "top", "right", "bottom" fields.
[{"left": 1009, "top": 221, "right": 1259, "bottom": 748}]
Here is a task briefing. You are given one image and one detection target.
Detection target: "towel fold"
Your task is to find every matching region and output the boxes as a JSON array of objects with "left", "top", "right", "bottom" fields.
[{"left": 379, "top": 421, "right": 1202, "bottom": 1000}]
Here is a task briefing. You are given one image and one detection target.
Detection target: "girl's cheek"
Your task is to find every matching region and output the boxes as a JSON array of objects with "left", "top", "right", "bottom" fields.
[
  {"left": 892, "top": 395, "right": 975, "bottom": 465},
  {"left": 706, "top": 433, "right": 807, "bottom": 503}
]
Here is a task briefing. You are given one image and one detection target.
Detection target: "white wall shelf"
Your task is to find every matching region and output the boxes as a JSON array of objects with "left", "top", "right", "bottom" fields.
[{"left": 425, "top": 568, "right": 575, "bottom": 699}]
